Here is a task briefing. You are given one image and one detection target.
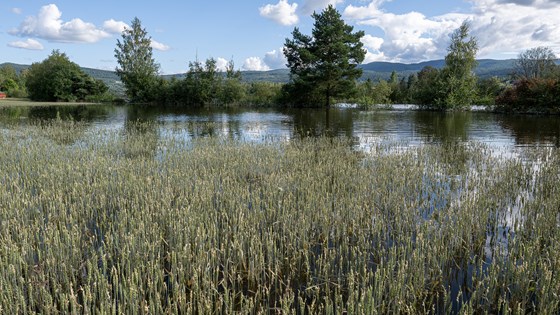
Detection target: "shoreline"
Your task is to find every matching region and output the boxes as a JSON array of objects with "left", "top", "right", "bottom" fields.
[{"left": 0, "top": 98, "right": 103, "bottom": 107}]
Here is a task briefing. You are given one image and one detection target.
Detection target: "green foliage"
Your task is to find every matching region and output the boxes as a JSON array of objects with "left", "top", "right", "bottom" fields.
[
  {"left": 24, "top": 50, "right": 107, "bottom": 102},
  {"left": 0, "top": 64, "right": 17, "bottom": 81},
  {"left": 354, "top": 79, "right": 393, "bottom": 107},
  {"left": 284, "top": 5, "right": 366, "bottom": 107},
  {"left": 0, "top": 65, "right": 18, "bottom": 92},
  {"left": 391, "top": 77, "right": 410, "bottom": 103},
  {"left": 163, "top": 58, "right": 223, "bottom": 107},
  {"left": 410, "top": 66, "right": 441, "bottom": 106},
  {"left": 218, "top": 60, "right": 246, "bottom": 105},
  {"left": 218, "top": 78, "right": 246, "bottom": 106},
  {"left": 496, "top": 78, "right": 560, "bottom": 113},
  {"left": 387, "top": 71, "right": 403, "bottom": 103},
  {"left": 435, "top": 21, "right": 479, "bottom": 109},
  {"left": 496, "top": 47, "right": 560, "bottom": 113},
  {"left": 245, "top": 82, "right": 283, "bottom": 107},
  {"left": 160, "top": 59, "right": 282, "bottom": 108},
  {"left": 115, "top": 17, "right": 160, "bottom": 103},
  {"left": 184, "top": 58, "right": 221, "bottom": 106},
  {"left": 0, "top": 65, "right": 27, "bottom": 98},
  {"left": 475, "top": 76, "right": 505, "bottom": 105},
  {"left": 1, "top": 78, "right": 17, "bottom": 92},
  {"left": 402, "top": 22, "right": 478, "bottom": 109}
]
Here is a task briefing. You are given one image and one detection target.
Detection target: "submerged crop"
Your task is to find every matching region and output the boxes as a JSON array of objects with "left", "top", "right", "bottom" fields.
[{"left": 0, "top": 121, "right": 558, "bottom": 314}]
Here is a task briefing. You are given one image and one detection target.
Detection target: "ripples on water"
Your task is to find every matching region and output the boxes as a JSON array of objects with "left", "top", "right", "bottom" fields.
[
  {"left": 0, "top": 104, "right": 559, "bottom": 150},
  {"left": 1, "top": 104, "right": 559, "bottom": 313}
]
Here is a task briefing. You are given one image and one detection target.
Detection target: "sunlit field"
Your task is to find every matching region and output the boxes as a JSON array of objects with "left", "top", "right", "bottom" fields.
[{"left": 1, "top": 120, "right": 558, "bottom": 314}]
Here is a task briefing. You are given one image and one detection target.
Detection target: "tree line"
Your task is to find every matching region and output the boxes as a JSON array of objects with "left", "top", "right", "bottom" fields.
[
  {"left": 351, "top": 45, "right": 559, "bottom": 113},
  {"left": 0, "top": 51, "right": 110, "bottom": 102},
  {"left": 2, "top": 5, "right": 558, "bottom": 112},
  {"left": 114, "top": 7, "right": 559, "bottom": 112}
]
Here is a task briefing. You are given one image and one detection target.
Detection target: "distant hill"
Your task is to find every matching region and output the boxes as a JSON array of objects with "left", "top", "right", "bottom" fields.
[
  {"left": 0, "top": 62, "right": 28, "bottom": 74},
  {"left": 240, "top": 59, "right": 519, "bottom": 82},
  {"left": 359, "top": 59, "right": 518, "bottom": 81},
  {"left": 1, "top": 59, "right": 524, "bottom": 88}
]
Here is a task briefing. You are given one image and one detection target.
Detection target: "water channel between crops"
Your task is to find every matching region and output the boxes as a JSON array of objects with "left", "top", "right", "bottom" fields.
[{"left": 1, "top": 104, "right": 559, "bottom": 149}]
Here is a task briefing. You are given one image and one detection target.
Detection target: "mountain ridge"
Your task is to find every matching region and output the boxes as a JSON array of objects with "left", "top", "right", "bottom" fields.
[{"left": 1, "top": 59, "right": 520, "bottom": 87}]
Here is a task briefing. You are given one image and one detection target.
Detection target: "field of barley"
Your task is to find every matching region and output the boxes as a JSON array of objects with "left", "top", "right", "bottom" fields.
[{"left": 0, "top": 120, "right": 558, "bottom": 314}]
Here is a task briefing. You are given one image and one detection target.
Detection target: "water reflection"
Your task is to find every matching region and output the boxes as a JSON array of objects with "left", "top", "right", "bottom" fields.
[
  {"left": 27, "top": 105, "right": 114, "bottom": 121},
  {"left": 0, "top": 104, "right": 559, "bottom": 148},
  {"left": 413, "top": 111, "right": 471, "bottom": 142},
  {"left": 118, "top": 106, "right": 159, "bottom": 158},
  {"left": 496, "top": 114, "right": 560, "bottom": 147},
  {"left": 0, "top": 106, "right": 29, "bottom": 124},
  {"left": 286, "top": 108, "right": 354, "bottom": 138}
]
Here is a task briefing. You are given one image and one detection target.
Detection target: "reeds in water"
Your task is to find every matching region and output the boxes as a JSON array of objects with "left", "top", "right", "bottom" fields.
[{"left": 0, "top": 121, "right": 558, "bottom": 314}]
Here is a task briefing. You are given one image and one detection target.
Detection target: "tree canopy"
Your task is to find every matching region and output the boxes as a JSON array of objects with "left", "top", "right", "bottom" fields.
[
  {"left": 436, "top": 21, "right": 479, "bottom": 109},
  {"left": 514, "top": 46, "right": 558, "bottom": 80},
  {"left": 115, "top": 17, "right": 160, "bottom": 103},
  {"left": 0, "top": 65, "right": 26, "bottom": 97},
  {"left": 25, "top": 50, "right": 107, "bottom": 102},
  {"left": 283, "top": 5, "right": 366, "bottom": 107},
  {"left": 496, "top": 46, "right": 560, "bottom": 112}
]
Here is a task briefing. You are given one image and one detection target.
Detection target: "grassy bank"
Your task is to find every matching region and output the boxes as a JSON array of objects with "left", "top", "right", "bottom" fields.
[
  {"left": 0, "top": 121, "right": 559, "bottom": 313},
  {"left": 0, "top": 98, "right": 102, "bottom": 107}
]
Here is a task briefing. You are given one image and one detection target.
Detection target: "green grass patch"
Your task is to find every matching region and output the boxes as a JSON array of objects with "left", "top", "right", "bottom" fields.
[{"left": 0, "top": 98, "right": 101, "bottom": 107}]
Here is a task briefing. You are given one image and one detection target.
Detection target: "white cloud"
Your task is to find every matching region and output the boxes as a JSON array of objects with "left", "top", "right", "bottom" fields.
[
  {"left": 344, "top": 1, "right": 385, "bottom": 20},
  {"left": 8, "top": 38, "right": 44, "bottom": 50},
  {"left": 150, "top": 40, "right": 170, "bottom": 51},
  {"left": 344, "top": 0, "right": 560, "bottom": 63},
  {"left": 361, "top": 34, "right": 384, "bottom": 51},
  {"left": 12, "top": 8, "right": 22, "bottom": 15},
  {"left": 216, "top": 58, "right": 230, "bottom": 71},
  {"left": 300, "top": 0, "right": 345, "bottom": 15},
  {"left": 103, "top": 19, "right": 129, "bottom": 34},
  {"left": 259, "top": 0, "right": 299, "bottom": 26},
  {"left": 494, "top": 0, "right": 546, "bottom": 6},
  {"left": 243, "top": 48, "right": 287, "bottom": 71},
  {"left": 355, "top": 9, "right": 462, "bottom": 62},
  {"left": 9, "top": 4, "right": 127, "bottom": 44},
  {"left": 243, "top": 57, "right": 270, "bottom": 71},
  {"left": 264, "top": 48, "right": 287, "bottom": 69},
  {"left": 363, "top": 50, "right": 388, "bottom": 63},
  {"left": 467, "top": 0, "right": 560, "bottom": 57},
  {"left": 361, "top": 35, "right": 387, "bottom": 63}
]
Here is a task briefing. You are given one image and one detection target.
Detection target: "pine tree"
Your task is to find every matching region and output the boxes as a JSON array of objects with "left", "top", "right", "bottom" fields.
[{"left": 284, "top": 5, "right": 366, "bottom": 107}]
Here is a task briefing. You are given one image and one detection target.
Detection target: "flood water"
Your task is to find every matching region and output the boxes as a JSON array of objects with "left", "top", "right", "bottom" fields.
[
  {"left": 2, "top": 104, "right": 559, "bottom": 313},
  {"left": 1, "top": 104, "right": 559, "bottom": 148}
]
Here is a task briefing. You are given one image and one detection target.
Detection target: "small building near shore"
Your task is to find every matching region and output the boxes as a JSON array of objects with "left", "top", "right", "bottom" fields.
[{"left": 0, "top": 92, "right": 7, "bottom": 99}]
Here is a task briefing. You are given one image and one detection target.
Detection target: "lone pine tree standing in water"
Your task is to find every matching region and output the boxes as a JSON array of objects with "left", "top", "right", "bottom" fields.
[{"left": 283, "top": 5, "right": 366, "bottom": 108}]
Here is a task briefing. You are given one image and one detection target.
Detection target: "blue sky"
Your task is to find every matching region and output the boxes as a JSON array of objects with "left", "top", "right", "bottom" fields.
[{"left": 1, "top": 0, "right": 559, "bottom": 74}]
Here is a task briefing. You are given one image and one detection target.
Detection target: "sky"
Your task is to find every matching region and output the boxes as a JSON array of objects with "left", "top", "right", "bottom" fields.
[{"left": 1, "top": 0, "right": 559, "bottom": 74}]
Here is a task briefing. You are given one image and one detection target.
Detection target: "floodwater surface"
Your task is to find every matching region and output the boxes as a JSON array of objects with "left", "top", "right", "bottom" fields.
[{"left": 1, "top": 104, "right": 559, "bottom": 148}]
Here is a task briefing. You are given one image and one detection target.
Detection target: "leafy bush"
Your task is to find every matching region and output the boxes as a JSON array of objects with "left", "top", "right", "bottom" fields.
[
  {"left": 496, "top": 78, "right": 560, "bottom": 113},
  {"left": 354, "top": 79, "right": 393, "bottom": 108},
  {"left": 0, "top": 65, "right": 26, "bottom": 98},
  {"left": 25, "top": 50, "right": 108, "bottom": 102},
  {"left": 245, "top": 82, "right": 283, "bottom": 107}
]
